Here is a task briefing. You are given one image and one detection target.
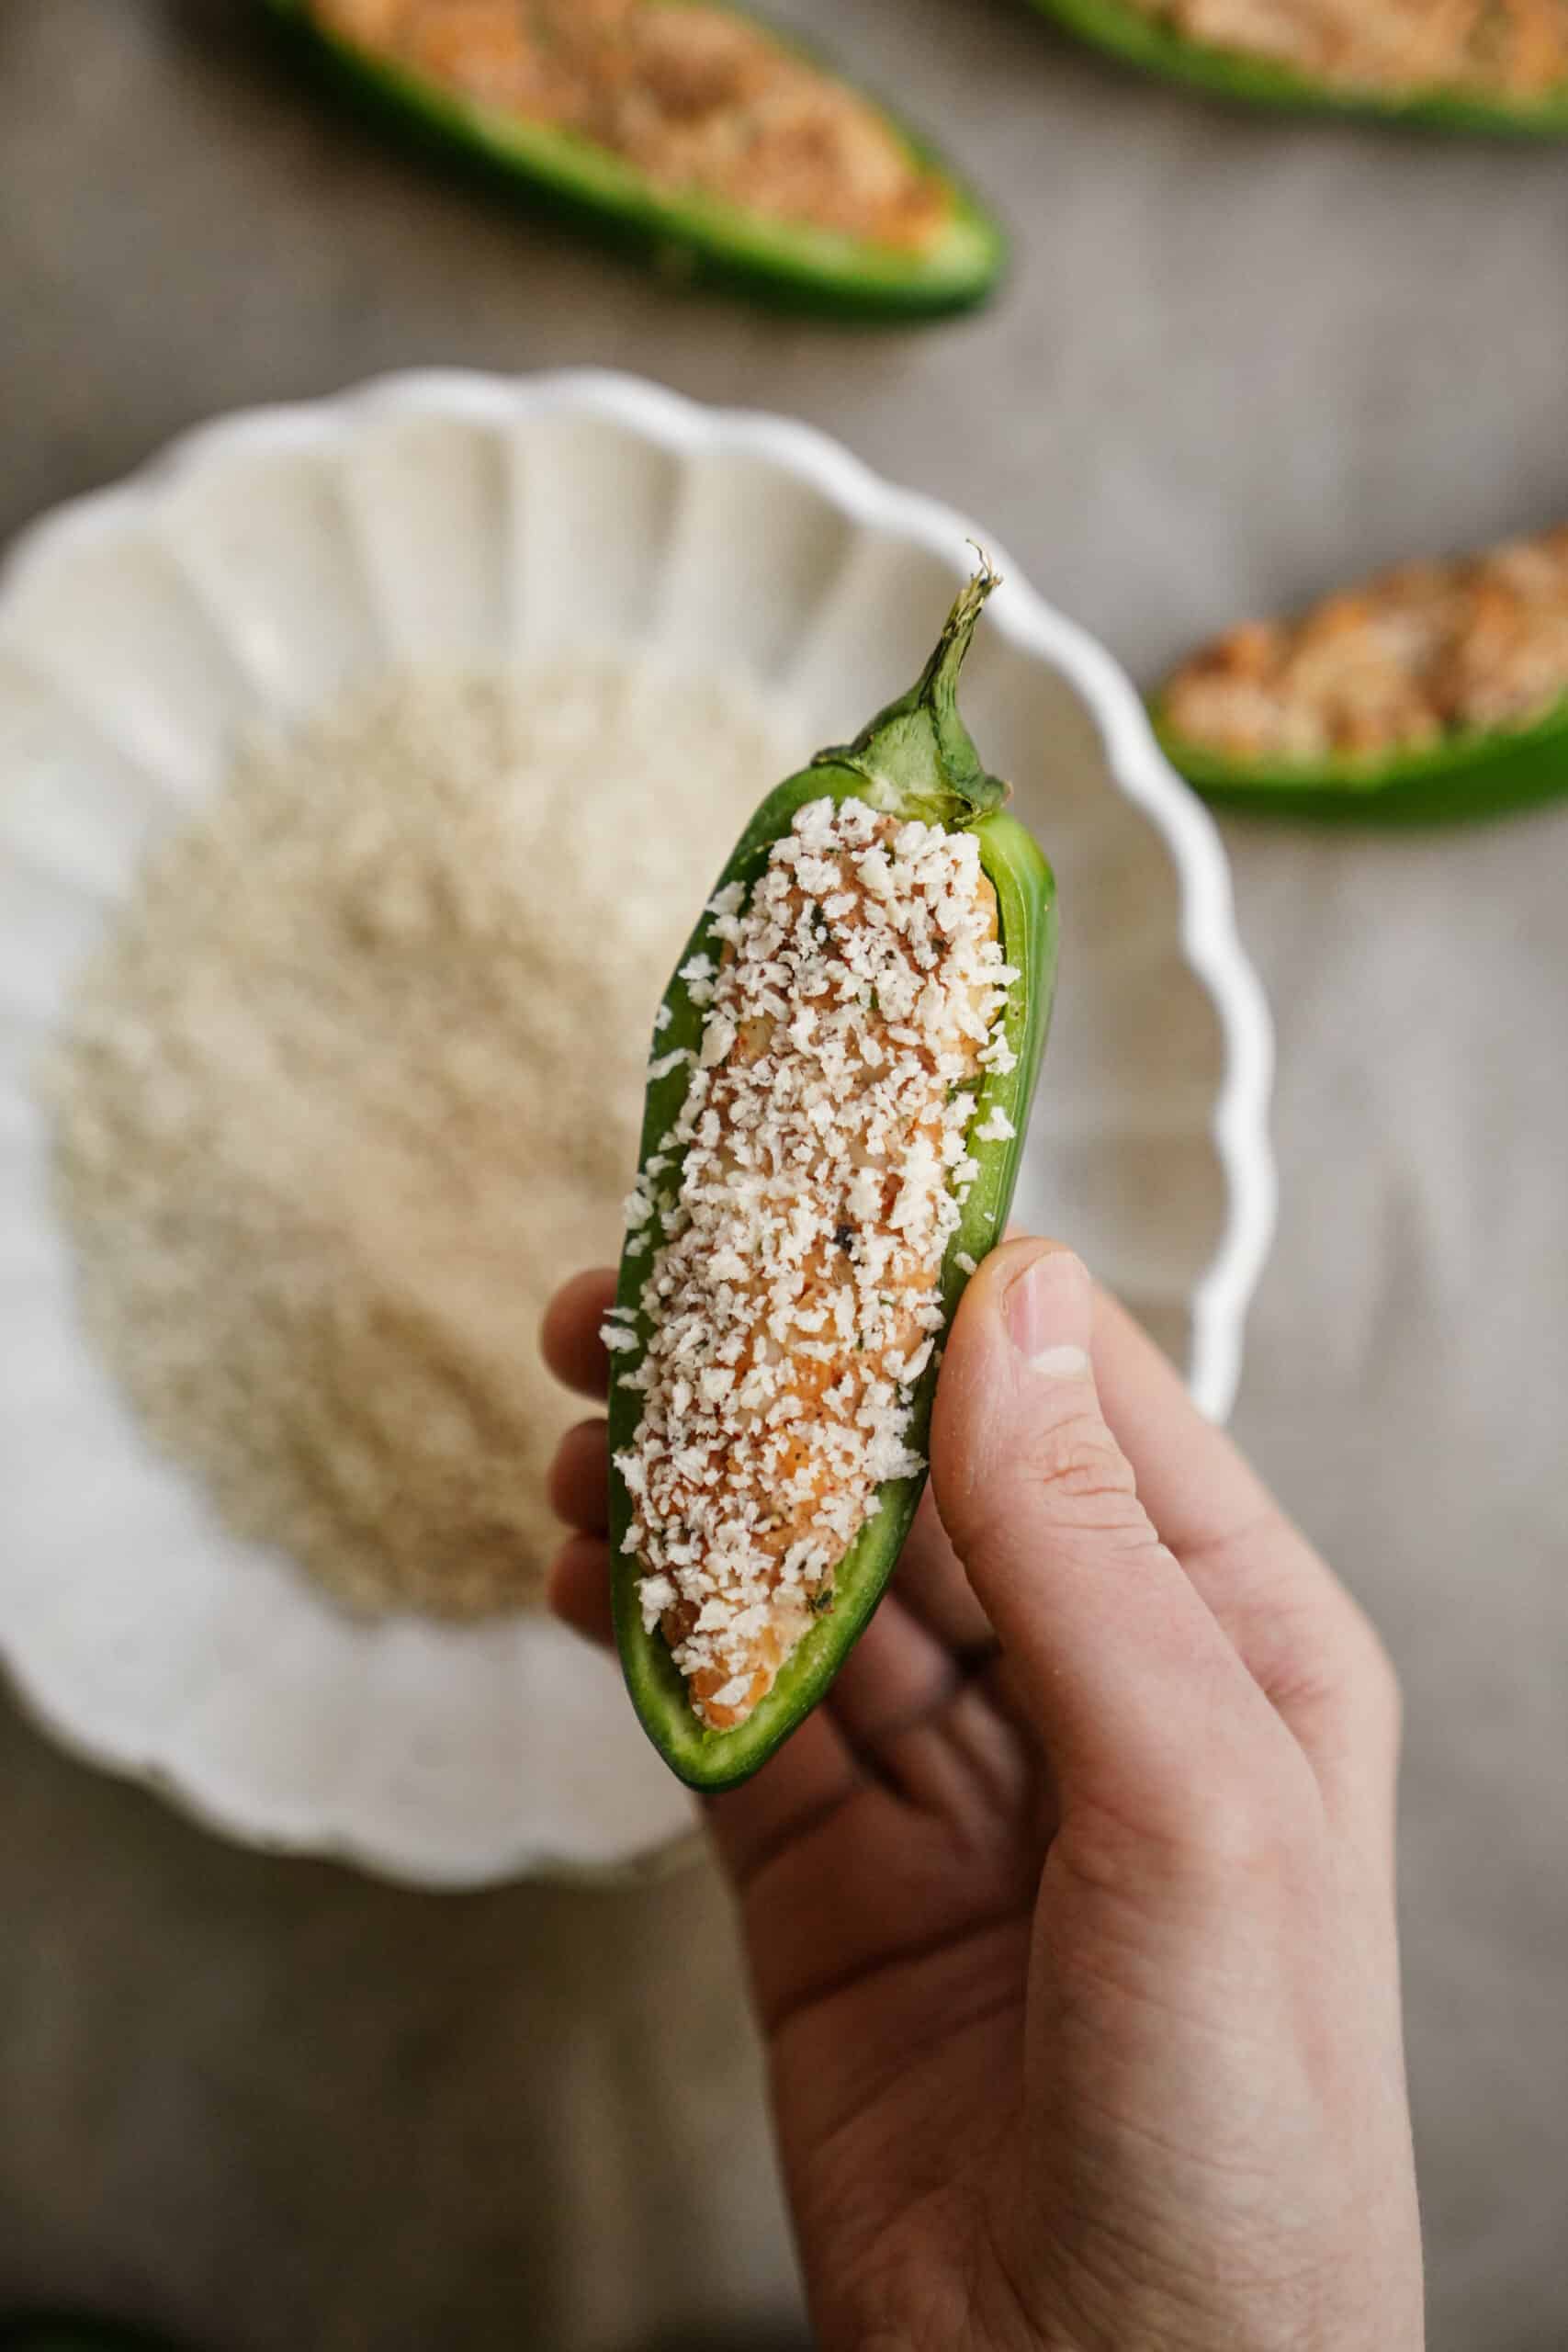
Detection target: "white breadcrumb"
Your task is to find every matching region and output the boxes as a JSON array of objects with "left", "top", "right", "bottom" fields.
[
  {"left": 41, "top": 658, "right": 792, "bottom": 1618},
  {"left": 614, "top": 795, "right": 1017, "bottom": 1730}
]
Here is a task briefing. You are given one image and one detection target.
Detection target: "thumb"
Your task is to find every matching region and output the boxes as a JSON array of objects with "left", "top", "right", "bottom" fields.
[{"left": 931, "top": 1238, "right": 1276, "bottom": 1820}]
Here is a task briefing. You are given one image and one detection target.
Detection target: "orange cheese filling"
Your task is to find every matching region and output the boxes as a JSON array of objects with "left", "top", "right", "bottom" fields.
[
  {"left": 1163, "top": 526, "right": 1568, "bottom": 764},
  {"left": 1124, "top": 0, "right": 1568, "bottom": 101},
  {"left": 314, "top": 0, "right": 953, "bottom": 250}
]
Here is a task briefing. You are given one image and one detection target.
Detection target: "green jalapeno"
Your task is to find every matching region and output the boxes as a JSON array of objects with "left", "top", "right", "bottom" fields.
[
  {"left": 263, "top": 0, "right": 1005, "bottom": 318},
  {"left": 1150, "top": 529, "right": 1568, "bottom": 824},
  {"left": 1155, "top": 699, "right": 1568, "bottom": 826},
  {"left": 1024, "top": 0, "right": 1568, "bottom": 139},
  {"left": 608, "top": 568, "right": 1056, "bottom": 1791}
]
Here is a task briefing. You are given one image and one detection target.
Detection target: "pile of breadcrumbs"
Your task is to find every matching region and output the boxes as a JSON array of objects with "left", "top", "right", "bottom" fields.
[{"left": 41, "top": 658, "right": 789, "bottom": 1616}]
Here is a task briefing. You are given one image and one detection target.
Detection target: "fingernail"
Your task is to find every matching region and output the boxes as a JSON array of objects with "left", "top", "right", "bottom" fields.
[{"left": 1004, "top": 1250, "right": 1092, "bottom": 1378}]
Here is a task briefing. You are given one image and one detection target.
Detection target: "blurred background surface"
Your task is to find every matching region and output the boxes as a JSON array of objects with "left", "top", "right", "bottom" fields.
[{"left": 2, "top": 3, "right": 1566, "bottom": 2347}]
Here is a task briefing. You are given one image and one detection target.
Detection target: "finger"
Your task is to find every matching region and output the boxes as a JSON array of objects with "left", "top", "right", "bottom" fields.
[
  {"left": 547, "top": 1532, "right": 615, "bottom": 1648},
  {"left": 539, "top": 1268, "right": 617, "bottom": 1401},
  {"left": 547, "top": 1418, "right": 610, "bottom": 1536},
  {"left": 831, "top": 1597, "right": 1036, "bottom": 1832},
  {"left": 893, "top": 1488, "right": 997, "bottom": 1656},
  {"left": 706, "top": 1713, "right": 864, "bottom": 1894},
  {"left": 1089, "top": 1283, "right": 1402, "bottom": 1832},
  {"left": 547, "top": 1530, "right": 864, "bottom": 1890},
  {"left": 1090, "top": 1283, "right": 1281, "bottom": 1560},
  {"left": 931, "top": 1238, "right": 1303, "bottom": 1847},
  {"left": 827, "top": 1590, "right": 960, "bottom": 1758}
]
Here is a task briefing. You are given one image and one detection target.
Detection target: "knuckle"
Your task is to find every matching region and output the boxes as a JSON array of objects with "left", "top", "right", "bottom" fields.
[
  {"left": 1026, "top": 1410, "right": 1144, "bottom": 1530},
  {"left": 1349, "top": 1616, "right": 1404, "bottom": 1744},
  {"left": 1292, "top": 1596, "right": 1404, "bottom": 1748},
  {"left": 1063, "top": 1761, "right": 1321, "bottom": 1900},
  {"left": 1182, "top": 1772, "right": 1321, "bottom": 1880}
]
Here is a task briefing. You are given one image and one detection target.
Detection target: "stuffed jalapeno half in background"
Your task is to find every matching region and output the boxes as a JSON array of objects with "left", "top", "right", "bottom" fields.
[
  {"left": 1154, "top": 525, "right": 1568, "bottom": 824},
  {"left": 606, "top": 567, "right": 1056, "bottom": 1790},
  {"left": 264, "top": 0, "right": 1005, "bottom": 316},
  {"left": 1025, "top": 0, "right": 1568, "bottom": 139}
]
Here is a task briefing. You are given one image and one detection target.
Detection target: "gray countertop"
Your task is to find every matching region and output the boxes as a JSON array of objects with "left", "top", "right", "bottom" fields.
[{"left": 3, "top": 5, "right": 1566, "bottom": 2347}]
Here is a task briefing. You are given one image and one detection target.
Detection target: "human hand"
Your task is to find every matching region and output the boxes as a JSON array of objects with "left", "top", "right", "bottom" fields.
[{"left": 543, "top": 1238, "right": 1423, "bottom": 2352}]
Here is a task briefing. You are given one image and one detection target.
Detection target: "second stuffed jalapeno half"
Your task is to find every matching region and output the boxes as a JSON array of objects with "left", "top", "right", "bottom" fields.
[
  {"left": 1025, "top": 0, "right": 1568, "bottom": 138},
  {"left": 1154, "top": 525, "right": 1568, "bottom": 823},
  {"left": 606, "top": 567, "right": 1056, "bottom": 1789},
  {"left": 266, "top": 0, "right": 1005, "bottom": 315}
]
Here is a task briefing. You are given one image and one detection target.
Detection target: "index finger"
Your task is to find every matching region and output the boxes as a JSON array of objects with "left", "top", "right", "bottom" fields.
[
  {"left": 1089, "top": 1282, "right": 1401, "bottom": 1812},
  {"left": 1090, "top": 1284, "right": 1282, "bottom": 1566},
  {"left": 540, "top": 1267, "right": 617, "bottom": 1399}
]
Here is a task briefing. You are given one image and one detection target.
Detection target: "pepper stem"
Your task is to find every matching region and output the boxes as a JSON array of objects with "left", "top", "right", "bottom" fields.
[
  {"left": 913, "top": 549, "right": 999, "bottom": 730},
  {"left": 818, "top": 553, "right": 1009, "bottom": 825}
]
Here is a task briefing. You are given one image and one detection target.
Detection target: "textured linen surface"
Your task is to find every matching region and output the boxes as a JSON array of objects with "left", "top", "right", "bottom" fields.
[{"left": 1, "top": 5, "right": 1565, "bottom": 2347}]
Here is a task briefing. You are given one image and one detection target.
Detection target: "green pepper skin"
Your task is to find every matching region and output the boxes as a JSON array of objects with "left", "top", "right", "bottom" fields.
[
  {"left": 1025, "top": 0, "right": 1568, "bottom": 137},
  {"left": 1153, "top": 694, "right": 1568, "bottom": 826},
  {"left": 261, "top": 0, "right": 1005, "bottom": 317},
  {"left": 610, "top": 573, "right": 1056, "bottom": 1790}
]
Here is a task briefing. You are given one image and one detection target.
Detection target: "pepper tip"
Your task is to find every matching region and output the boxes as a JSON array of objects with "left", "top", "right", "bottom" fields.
[{"left": 964, "top": 539, "right": 1002, "bottom": 596}]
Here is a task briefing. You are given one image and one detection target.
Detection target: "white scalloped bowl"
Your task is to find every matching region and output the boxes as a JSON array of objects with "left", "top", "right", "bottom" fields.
[{"left": 0, "top": 370, "right": 1273, "bottom": 1887}]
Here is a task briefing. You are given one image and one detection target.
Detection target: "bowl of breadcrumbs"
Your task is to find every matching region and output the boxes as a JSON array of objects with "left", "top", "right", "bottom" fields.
[{"left": 0, "top": 370, "right": 1273, "bottom": 1885}]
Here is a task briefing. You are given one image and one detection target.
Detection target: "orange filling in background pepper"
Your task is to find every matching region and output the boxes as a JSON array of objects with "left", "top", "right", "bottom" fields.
[
  {"left": 1122, "top": 0, "right": 1568, "bottom": 100},
  {"left": 1163, "top": 527, "right": 1568, "bottom": 763},
  {"left": 313, "top": 0, "right": 953, "bottom": 248}
]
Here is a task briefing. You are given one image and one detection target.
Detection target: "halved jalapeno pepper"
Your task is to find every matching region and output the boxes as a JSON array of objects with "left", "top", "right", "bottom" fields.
[
  {"left": 607, "top": 568, "right": 1056, "bottom": 1790},
  {"left": 264, "top": 0, "right": 1005, "bottom": 317},
  {"left": 1151, "top": 528, "right": 1568, "bottom": 823},
  {"left": 1024, "top": 0, "right": 1568, "bottom": 139}
]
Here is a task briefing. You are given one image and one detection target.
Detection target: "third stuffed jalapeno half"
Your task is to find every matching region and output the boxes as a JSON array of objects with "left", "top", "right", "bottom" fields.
[
  {"left": 268, "top": 0, "right": 1004, "bottom": 315},
  {"left": 607, "top": 567, "right": 1056, "bottom": 1789},
  {"left": 1026, "top": 0, "right": 1568, "bottom": 137},
  {"left": 1154, "top": 525, "right": 1568, "bottom": 823}
]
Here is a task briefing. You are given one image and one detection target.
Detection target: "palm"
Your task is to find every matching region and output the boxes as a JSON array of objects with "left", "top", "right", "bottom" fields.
[
  {"left": 698, "top": 1502, "right": 1055, "bottom": 2348},
  {"left": 544, "top": 1271, "right": 1055, "bottom": 2336},
  {"left": 543, "top": 1260, "right": 1422, "bottom": 2352}
]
